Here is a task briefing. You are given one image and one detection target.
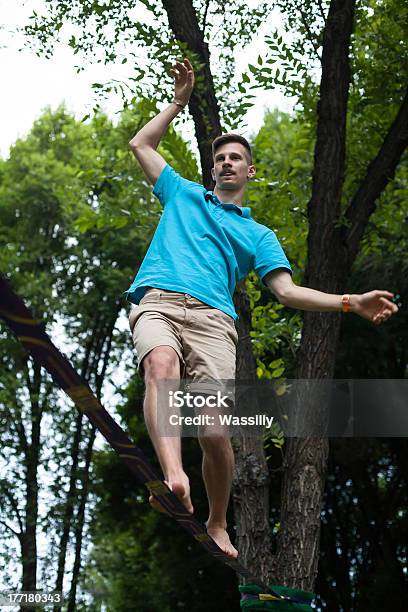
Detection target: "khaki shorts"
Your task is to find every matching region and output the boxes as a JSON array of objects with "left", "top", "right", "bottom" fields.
[{"left": 128, "top": 288, "right": 238, "bottom": 387}]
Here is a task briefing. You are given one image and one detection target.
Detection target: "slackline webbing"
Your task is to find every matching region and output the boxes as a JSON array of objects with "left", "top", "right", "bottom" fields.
[
  {"left": 0, "top": 274, "right": 313, "bottom": 607},
  {"left": 240, "top": 584, "right": 314, "bottom": 610}
]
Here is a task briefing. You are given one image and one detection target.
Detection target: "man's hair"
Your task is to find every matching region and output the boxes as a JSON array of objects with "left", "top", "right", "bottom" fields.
[{"left": 212, "top": 133, "right": 253, "bottom": 164}]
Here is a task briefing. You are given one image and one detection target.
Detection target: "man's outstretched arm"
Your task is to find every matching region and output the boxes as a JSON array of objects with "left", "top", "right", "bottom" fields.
[
  {"left": 129, "top": 58, "right": 195, "bottom": 185},
  {"left": 265, "top": 269, "right": 399, "bottom": 325}
]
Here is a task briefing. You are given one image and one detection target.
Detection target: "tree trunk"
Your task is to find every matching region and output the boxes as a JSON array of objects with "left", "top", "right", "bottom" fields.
[
  {"left": 232, "top": 283, "right": 275, "bottom": 584},
  {"left": 53, "top": 411, "right": 84, "bottom": 612},
  {"left": 21, "top": 362, "right": 42, "bottom": 612},
  {"left": 67, "top": 426, "right": 96, "bottom": 612}
]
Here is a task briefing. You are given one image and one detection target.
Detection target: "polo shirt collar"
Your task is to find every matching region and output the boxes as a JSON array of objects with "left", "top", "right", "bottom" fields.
[{"left": 204, "top": 190, "right": 252, "bottom": 218}]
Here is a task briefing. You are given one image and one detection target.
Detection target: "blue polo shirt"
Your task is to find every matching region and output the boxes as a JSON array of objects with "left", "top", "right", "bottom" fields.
[{"left": 125, "top": 164, "right": 292, "bottom": 320}]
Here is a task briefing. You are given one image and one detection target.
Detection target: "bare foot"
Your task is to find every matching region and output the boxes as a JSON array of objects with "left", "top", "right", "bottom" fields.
[
  {"left": 205, "top": 521, "right": 238, "bottom": 559},
  {"left": 149, "top": 478, "right": 194, "bottom": 515}
]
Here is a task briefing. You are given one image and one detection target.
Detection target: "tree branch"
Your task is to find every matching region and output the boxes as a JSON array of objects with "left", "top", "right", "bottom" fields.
[
  {"left": 0, "top": 519, "right": 22, "bottom": 540},
  {"left": 8, "top": 399, "right": 29, "bottom": 458},
  {"left": 317, "top": 0, "right": 328, "bottom": 22},
  {"left": 299, "top": 7, "right": 321, "bottom": 61},
  {"left": 2, "top": 487, "right": 24, "bottom": 534},
  {"left": 201, "top": 0, "right": 211, "bottom": 37},
  {"left": 344, "top": 87, "right": 408, "bottom": 265}
]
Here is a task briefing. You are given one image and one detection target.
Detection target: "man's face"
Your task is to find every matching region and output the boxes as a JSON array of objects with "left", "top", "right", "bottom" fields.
[{"left": 211, "top": 142, "right": 256, "bottom": 190}]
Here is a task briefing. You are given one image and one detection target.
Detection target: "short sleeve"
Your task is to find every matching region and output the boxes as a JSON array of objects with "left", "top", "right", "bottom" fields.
[
  {"left": 153, "top": 164, "right": 183, "bottom": 207},
  {"left": 254, "top": 230, "right": 292, "bottom": 283}
]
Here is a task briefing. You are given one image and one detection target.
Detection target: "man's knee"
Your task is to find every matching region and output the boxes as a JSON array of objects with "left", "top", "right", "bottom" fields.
[
  {"left": 143, "top": 347, "right": 180, "bottom": 383},
  {"left": 198, "top": 434, "right": 233, "bottom": 459}
]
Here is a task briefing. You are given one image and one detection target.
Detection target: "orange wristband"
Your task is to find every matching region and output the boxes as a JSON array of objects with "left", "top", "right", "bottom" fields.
[
  {"left": 341, "top": 294, "right": 350, "bottom": 313},
  {"left": 173, "top": 99, "right": 187, "bottom": 109}
]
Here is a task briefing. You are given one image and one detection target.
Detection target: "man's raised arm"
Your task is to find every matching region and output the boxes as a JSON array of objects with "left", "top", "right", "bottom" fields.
[{"left": 128, "top": 58, "right": 195, "bottom": 185}]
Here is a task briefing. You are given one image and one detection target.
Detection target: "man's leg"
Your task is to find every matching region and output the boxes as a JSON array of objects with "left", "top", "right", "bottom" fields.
[
  {"left": 198, "top": 431, "right": 238, "bottom": 558},
  {"left": 142, "top": 346, "right": 193, "bottom": 513},
  {"left": 182, "top": 299, "right": 239, "bottom": 558}
]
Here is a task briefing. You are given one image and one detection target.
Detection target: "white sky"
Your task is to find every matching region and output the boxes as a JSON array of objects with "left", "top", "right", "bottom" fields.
[{"left": 0, "top": 0, "right": 294, "bottom": 159}]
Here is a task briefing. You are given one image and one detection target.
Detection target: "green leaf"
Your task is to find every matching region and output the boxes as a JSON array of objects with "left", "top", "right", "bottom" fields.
[{"left": 272, "top": 367, "right": 285, "bottom": 378}]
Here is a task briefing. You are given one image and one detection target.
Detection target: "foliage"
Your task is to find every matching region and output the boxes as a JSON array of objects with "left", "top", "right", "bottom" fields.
[{"left": 22, "top": 0, "right": 274, "bottom": 130}]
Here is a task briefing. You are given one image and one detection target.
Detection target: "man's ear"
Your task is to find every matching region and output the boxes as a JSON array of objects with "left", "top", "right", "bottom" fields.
[
  {"left": 247, "top": 164, "right": 256, "bottom": 181},
  {"left": 211, "top": 167, "right": 215, "bottom": 181}
]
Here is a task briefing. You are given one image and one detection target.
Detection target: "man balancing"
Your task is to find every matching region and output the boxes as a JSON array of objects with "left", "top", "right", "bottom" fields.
[{"left": 125, "top": 58, "right": 398, "bottom": 559}]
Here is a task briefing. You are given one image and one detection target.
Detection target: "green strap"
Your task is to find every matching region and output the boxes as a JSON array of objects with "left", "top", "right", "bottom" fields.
[{"left": 240, "top": 584, "right": 315, "bottom": 610}]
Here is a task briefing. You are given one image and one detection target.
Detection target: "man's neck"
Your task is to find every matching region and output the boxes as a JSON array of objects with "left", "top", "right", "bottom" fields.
[{"left": 213, "top": 186, "right": 246, "bottom": 207}]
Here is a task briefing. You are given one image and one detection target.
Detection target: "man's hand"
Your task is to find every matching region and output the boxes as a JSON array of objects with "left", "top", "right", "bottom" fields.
[
  {"left": 352, "top": 290, "right": 399, "bottom": 325},
  {"left": 170, "top": 58, "right": 195, "bottom": 107},
  {"left": 128, "top": 58, "right": 195, "bottom": 184}
]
